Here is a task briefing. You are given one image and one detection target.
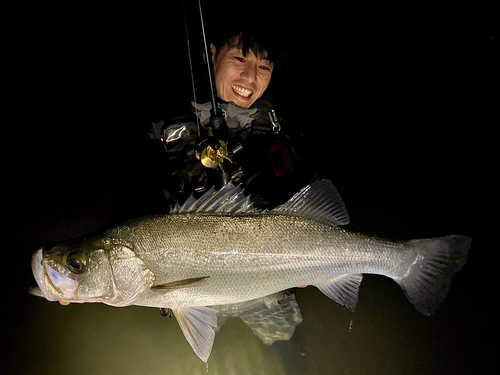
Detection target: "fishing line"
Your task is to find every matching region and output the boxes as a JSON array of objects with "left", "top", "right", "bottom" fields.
[
  {"left": 183, "top": 0, "right": 201, "bottom": 137},
  {"left": 197, "top": 0, "right": 219, "bottom": 117}
]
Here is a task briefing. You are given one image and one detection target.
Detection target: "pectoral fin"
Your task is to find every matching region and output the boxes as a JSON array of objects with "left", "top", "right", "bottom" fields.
[
  {"left": 172, "top": 306, "right": 218, "bottom": 363},
  {"left": 151, "top": 276, "right": 210, "bottom": 291}
]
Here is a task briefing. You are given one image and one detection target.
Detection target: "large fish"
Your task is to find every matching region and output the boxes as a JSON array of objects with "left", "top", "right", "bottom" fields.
[{"left": 30, "top": 180, "right": 471, "bottom": 362}]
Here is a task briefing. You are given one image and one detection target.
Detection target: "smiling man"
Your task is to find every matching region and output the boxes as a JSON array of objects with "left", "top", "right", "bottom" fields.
[{"left": 210, "top": 35, "right": 274, "bottom": 108}]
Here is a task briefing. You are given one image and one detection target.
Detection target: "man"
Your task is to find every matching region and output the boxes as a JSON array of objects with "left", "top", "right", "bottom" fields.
[{"left": 147, "top": 26, "right": 314, "bottom": 210}]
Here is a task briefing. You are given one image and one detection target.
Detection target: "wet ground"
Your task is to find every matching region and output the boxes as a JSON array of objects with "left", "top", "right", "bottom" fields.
[{"left": 4, "top": 3, "right": 493, "bottom": 374}]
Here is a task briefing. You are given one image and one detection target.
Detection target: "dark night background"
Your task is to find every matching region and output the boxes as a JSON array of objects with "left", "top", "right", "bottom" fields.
[{"left": 4, "top": 1, "right": 495, "bottom": 374}]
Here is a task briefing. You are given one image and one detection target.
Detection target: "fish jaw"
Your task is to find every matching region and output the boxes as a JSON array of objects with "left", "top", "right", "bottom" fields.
[
  {"left": 28, "top": 285, "right": 45, "bottom": 298},
  {"left": 30, "top": 247, "right": 80, "bottom": 302},
  {"left": 46, "top": 264, "right": 79, "bottom": 297},
  {"left": 31, "top": 248, "right": 45, "bottom": 297}
]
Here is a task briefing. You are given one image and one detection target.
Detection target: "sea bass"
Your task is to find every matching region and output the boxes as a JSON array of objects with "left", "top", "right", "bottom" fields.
[{"left": 30, "top": 180, "right": 471, "bottom": 362}]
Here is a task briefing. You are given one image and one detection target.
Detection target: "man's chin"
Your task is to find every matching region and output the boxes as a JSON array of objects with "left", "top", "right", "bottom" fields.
[{"left": 228, "top": 96, "right": 255, "bottom": 109}]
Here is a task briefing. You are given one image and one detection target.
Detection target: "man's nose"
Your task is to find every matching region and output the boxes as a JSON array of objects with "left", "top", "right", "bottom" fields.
[{"left": 240, "top": 64, "right": 256, "bottom": 82}]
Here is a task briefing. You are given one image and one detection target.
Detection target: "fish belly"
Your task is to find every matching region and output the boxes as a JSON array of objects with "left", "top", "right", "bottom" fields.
[{"left": 117, "top": 213, "right": 416, "bottom": 308}]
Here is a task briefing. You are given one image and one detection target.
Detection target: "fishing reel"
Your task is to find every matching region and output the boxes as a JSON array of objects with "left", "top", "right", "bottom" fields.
[
  {"left": 196, "top": 139, "right": 232, "bottom": 168},
  {"left": 195, "top": 114, "right": 244, "bottom": 170}
]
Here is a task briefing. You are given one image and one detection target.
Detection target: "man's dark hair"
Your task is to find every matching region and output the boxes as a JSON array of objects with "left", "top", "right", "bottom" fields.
[{"left": 209, "top": 18, "right": 282, "bottom": 66}]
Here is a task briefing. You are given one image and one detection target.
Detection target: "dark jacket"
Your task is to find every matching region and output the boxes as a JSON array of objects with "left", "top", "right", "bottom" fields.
[
  {"left": 111, "top": 98, "right": 316, "bottom": 224},
  {"left": 147, "top": 97, "right": 316, "bottom": 210}
]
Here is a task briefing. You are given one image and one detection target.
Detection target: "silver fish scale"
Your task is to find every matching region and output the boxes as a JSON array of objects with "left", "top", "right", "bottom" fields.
[{"left": 105, "top": 213, "right": 416, "bottom": 309}]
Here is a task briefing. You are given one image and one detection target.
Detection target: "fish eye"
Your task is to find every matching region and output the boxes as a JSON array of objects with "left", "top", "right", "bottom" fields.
[{"left": 66, "top": 253, "right": 85, "bottom": 274}]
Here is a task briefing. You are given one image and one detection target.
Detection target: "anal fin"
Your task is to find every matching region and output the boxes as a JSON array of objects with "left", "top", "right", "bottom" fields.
[{"left": 315, "top": 274, "right": 363, "bottom": 312}]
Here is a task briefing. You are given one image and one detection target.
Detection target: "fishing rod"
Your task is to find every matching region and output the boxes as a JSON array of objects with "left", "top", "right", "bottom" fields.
[
  {"left": 183, "top": 0, "right": 230, "bottom": 172},
  {"left": 183, "top": 0, "right": 223, "bottom": 124},
  {"left": 196, "top": 0, "right": 220, "bottom": 119}
]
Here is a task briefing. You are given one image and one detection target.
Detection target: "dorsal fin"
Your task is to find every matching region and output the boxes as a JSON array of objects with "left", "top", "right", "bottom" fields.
[
  {"left": 171, "top": 182, "right": 257, "bottom": 214},
  {"left": 270, "top": 180, "right": 350, "bottom": 226}
]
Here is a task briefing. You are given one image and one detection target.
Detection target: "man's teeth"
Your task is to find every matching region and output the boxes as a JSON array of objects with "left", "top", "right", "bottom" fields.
[{"left": 232, "top": 85, "right": 253, "bottom": 98}]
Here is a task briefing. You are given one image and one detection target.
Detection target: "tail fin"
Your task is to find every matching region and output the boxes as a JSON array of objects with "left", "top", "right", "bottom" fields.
[{"left": 398, "top": 235, "right": 471, "bottom": 316}]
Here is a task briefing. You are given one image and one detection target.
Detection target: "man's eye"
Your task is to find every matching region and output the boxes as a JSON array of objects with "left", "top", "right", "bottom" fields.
[
  {"left": 259, "top": 65, "right": 271, "bottom": 71},
  {"left": 234, "top": 56, "right": 245, "bottom": 62}
]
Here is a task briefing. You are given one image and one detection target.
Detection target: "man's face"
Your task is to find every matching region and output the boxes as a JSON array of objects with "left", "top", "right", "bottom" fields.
[{"left": 211, "top": 43, "right": 273, "bottom": 108}]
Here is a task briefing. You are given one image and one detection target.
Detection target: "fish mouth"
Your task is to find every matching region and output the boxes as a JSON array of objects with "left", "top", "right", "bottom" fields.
[
  {"left": 30, "top": 248, "right": 79, "bottom": 301},
  {"left": 231, "top": 84, "right": 253, "bottom": 99},
  {"left": 31, "top": 248, "right": 45, "bottom": 297}
]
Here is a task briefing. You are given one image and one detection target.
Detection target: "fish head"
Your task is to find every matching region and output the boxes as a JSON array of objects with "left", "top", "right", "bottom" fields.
[{"left": 30, "top": 238, "right": 114, "bottom": 303}]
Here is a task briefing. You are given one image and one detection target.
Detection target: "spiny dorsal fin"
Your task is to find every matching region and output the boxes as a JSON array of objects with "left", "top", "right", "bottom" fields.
[
  {"left": 270, "top": 180, "right": 350, "bottom": 226},
  {"left": 171, "top": 182, "right": 257, "bottom": 214}
]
